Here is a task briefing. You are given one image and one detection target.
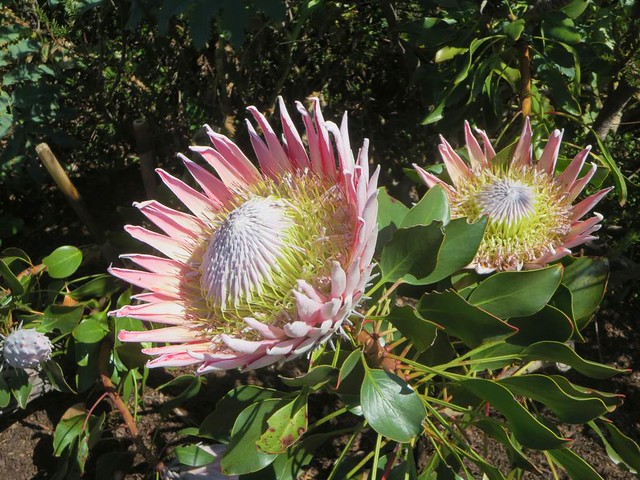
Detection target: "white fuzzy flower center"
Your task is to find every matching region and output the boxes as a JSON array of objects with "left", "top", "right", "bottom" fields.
[
  {"left": 476, "top": 178, "right": 536, "bottom": 225},
  {"left": 200, "top": 196, "right": 293, "bottom": 309}
]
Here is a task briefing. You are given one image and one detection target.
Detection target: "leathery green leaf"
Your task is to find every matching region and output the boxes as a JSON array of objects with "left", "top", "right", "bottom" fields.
[
  {"left": 562, "top": 257, "right": 608, "bottom": 328},
  {"left": 589, "top": 421, "right": 640, "bottom": 474},
  {"left": 400, "top": 185, "right": 450, "bottom": 228},
  {"left": 42, "top": 245, "right": 82, "bottom": 279},
  {"left": 474, "top": 418, "right": 536, "bottom": 471},
  {"left": 377, "top": 187, "right": 409, "bottom": 231},
  {"left": 280, "top": 366, "right": 336, "bottom": 388},
  {"left": 361, "top": 369, "right": 425, "bottom": 442},
  {"left": 388, "top": 304, "right": 438, "bottom": 353},
  {"left": 221, "top": 398, "right": 282, "bottom": 475},
  {"left": 507, "top": 305, "right": 574, "bottom": 345},
  {"left": 499, "top": 375, "right": 619, "bottom": 424},
  {"left": 547, "top": 448, "right": 604, "bottom": 480},
  {"left": 257, "top": 390, "right": 308, "bottom": 454},
  {"left": 417, "top": 290, "right": 516, "bottom": 348},
  {"left": 521, "top": 341, "right": 628, "bottom": 379},
  {"left": 379, "top": 223, "right": 444, "bottom": 285},
  {"left": 200, "top": 385, "right": 283, "bottom": 443},
  {"left": 412, "top": 216, "right": 487, "bottom": 285},
  {"left": 459, "top": 378, "right": 570, "bottom": 450},
  {"left": 468, "top": 265, "right": 563, "bottom": 318},
  {"left": 175, "top": 444, "right": 216, "bottom": 467},
  {"left": 0, "top": 258, "right": 24, "bottom": 295}
]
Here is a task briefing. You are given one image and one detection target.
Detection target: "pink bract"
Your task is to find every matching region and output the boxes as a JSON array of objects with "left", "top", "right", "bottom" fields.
[{"left": 109, "top": 98, "right": 379, "bottom": 373}]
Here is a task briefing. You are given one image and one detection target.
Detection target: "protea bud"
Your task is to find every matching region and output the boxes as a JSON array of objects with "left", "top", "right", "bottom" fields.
[{"left": 2, "top": 328, "right": 53, "bottom": 369}]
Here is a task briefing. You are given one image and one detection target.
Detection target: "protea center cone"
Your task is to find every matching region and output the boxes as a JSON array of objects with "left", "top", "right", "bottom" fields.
[
  {"left": 414, "top": 119, "right": 611, "bottom": 273},
  {"left": 109, "top": 98, "right": 379, "bottom": 373}
]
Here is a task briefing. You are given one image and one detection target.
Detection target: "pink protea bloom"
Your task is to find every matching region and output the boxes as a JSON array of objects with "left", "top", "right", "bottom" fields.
[
  {"left": 109, "top": 98, "right": 379, "bottom": 373},
  {"left": 414, "top": 119, "right": 611, "bottom": 273}
]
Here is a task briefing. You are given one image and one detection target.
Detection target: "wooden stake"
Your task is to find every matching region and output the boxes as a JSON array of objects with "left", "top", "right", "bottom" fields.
[{"left": 35, "top": 143, "right": 104, "bottom": 242}]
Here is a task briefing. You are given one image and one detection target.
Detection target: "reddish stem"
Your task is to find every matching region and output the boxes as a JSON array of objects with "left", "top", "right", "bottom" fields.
[
  {"left": 98, "top": 340, "right": 164, "bottom": 472},
  {"left": 380, "top": 443, "right": 400, "bottom": 480}
]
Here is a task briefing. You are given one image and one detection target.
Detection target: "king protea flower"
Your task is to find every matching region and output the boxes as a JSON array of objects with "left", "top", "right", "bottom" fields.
[
  {"left": 109, "top": 98, "right": 379, "bottom": 373},
  {"left": 414, "top": 119, "right": 611, "bottom": 273}
]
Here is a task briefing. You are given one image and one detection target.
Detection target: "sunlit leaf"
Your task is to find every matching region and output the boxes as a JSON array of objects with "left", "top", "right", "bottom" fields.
[
  {"left": 361, "top": 368, "right": 425, "bottom": 443},
  {"left": 221, "top": 398, "right": 282, "bottom": 475},
  {"left": 499, "top": 375, "right": 619, "bottom": 423},
  {"left": 467, "top": 265, "right": 563, "bottom": 318},
  {"left": 521, "top": 341, "right": 627, "bottom": 378},
  {"left": 257, "top": 391, "right": 308, "bottom": 454},
  {"left": 417, "top": 290, "right": 516, "bottom": 348},
  {"left": 42, "top": 246, "right": 82, "bottom": 279},
  {"left": 200, "top": 386, "right": 283, "bottom": 443},
  {"left": 459, "top": 378, "right": 570, "bottom": 449},
  {"left": 548, "top": 448, "right": 604, "bottom": 480}
]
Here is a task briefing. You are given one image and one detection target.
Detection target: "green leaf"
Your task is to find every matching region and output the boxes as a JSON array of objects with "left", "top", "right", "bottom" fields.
[
  {"left": 40, "top": 305, "right": 83, "bottom": 334},
  {"left": 521, "top": 341, "right": 627, "bottom": 379},
  {"left": 417, "top": 290, "right": 516, "bottom": 348},
  {"left": 42, "top": 246, "right": 82, "bottom": 279},
  {"left": 271, "top": 431, "right": 335, "bottom": 480},
  {"left": 547, "top": 448, "right": 604, "bottom": 480},
  {"left": 399, "top": 185, "right": 450, "bottom": 228},
  {"left": 75, "top": 341, "right": 101, "bottom": 392},
  {"left": 200, "top": 385, "right": 283, "bottom": 443},
  {"left": 361, "top": 368, "right": 426, "bottom": 443},
  {"left": 459, "top": 378, "right": 570, "bottom": 450},
  {"left": 414, "top": 217, "right": 487, "bottom": 285},
  {"left": 422, "top": 96, "right": 447, "bottom": 125},
  {"left": 0, "top": 258, "right": 24, "bottom": 295},
  {"left": 562, "top": 257, "right": 608, "bottom": 328},
  {"left": 221, "top": 398, "right": 282, "bottom": 475},
  {"left": 53, "top": 406, "right": 85, "bottom": 456},
  {"left": 337, "top": 348, "right": 362, "bottom": 388},
  {"left": 388, "top": 304, "right": 438, "bottom": 353},
  {"left": 544, "top": 17, "right": 582, "bottom": 44},
  {"left": 280, "top": 366, "right": 336, "bottom": 388},
  {"left": 434, "top": 46, "right": 469, "bottom": 63},
  {"left": 467, "top": 265, "right": 563, "bottom": 318},
  {"left": 589, "top": 421, "right": 640, "bottom": 474},
  {"left": 561, "top": 0, "right": 589, "bottom": 18},
  {"left": 499, "top": 375, "right": 618, "bottom": 424},
  {"left": 548, "top": 375, "right": 621, "bottom": 407},
  {"left": 257, "top": 391, "right": 308, "bottom": 454},
  {"left": 503, "top": 19, "right": 525, "bottom": 40},
  {"left": 377, "top": 187, "right": 409, "bottom": 231},
  {"left": 8, "top": 369, "right": 33, "bottom": 409},
  {"left": 42, "top": 360, "right": 76, "bottom": 393},
  {"left": 507, "top": 305, "right": 574, "bottom": 345},
  {"left": 379, "top": 224, "right": 444, "bottom": 285},
  {"left": 474, "top": 418, "right": 536, "bottom": 471},
  {"left": 69, "top": 275, "right": 120, "bottom": 300},
  {"left": 72, "top": 318, "right": 108, "bottom": 343},
  {"left": 175, "top": 444, "right": 216, "bottom": 467},
  {"left": 0, "top": 375, "right": 11, "bottom": 408}
]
